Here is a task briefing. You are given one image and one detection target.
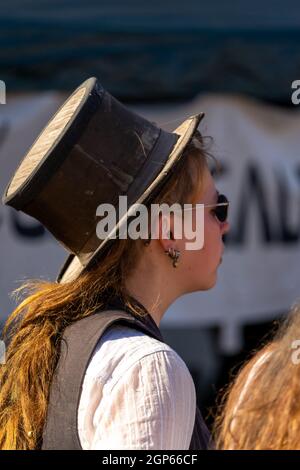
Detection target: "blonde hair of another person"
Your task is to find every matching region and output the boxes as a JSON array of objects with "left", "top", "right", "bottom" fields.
[{"left": 214, "top": 302, "right": 300, "bottom": 450}]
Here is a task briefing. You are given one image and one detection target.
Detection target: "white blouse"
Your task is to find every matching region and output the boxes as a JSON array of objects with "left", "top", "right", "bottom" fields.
[{"left": 77, "top": 324, "right": 196, "bottom": 450}]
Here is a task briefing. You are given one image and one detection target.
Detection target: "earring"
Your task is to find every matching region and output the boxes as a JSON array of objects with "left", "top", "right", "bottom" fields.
[
  {"left": 143, "top": 234, "right": 151, "bottom": 246},
  {"left": 165, "top": 247, "right": 180, "bottom": 268}
]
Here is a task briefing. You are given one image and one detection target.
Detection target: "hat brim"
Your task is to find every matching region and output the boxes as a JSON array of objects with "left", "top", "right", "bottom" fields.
[{"left": 57, "top": 112, "right": 204, "bottom": 283}]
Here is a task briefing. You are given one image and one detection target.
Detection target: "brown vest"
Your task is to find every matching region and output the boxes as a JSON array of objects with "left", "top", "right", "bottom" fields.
[{"left": 41, "top": 300, "right": 212, "bottom": 450}]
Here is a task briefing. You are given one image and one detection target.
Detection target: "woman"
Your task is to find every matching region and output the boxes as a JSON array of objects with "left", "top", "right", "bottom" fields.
[
  {"left": 0, "top": 77, "right": 230, "bottom": 450},
  {"left": 214, "top": 302, "right": 300, "bottom": 450}
]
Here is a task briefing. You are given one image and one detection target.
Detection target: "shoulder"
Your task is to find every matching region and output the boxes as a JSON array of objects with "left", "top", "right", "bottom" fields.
[
  {"left": 85, "top": 323, "right": 194, "bottom": 389},
  {"left": 78, "top": 323, "right": 196, "bottom": 449}
]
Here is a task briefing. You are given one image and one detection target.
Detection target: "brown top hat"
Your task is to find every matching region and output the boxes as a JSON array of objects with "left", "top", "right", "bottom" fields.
[{"left": 2, "top": 77, "right": 204, "bottom": 283}]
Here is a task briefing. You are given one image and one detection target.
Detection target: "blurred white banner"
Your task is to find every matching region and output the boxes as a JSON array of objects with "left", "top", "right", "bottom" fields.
[{"left": 1, "top": 92, "right": 300, "bottom": 352}]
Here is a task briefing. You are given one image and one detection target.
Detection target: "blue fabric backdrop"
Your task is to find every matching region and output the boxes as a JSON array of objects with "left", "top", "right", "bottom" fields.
[{"left": 1, "top": 1, "right": 300, "bottom": 101}]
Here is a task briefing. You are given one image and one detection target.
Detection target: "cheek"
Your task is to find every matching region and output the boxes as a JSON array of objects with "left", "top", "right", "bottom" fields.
[
  {"left": 181, "top": 214, "right": 221, "bottom": 273},
  {"left": 184, "top": 224, "right": 217, "bottom": 269},
  {"left": 202, "top": 215, "right": 222, "bottom": 259}
]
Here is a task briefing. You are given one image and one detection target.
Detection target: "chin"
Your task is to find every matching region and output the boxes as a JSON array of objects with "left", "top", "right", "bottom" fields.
[
  {"left": 202, "top": 281, "right": 216, "bottom": 291},
  {"left": 190, "top": 276, "right": 217, "bottom": 293},
  {"left": 203, "top": 273, "right": 218, "bottom": 290}
]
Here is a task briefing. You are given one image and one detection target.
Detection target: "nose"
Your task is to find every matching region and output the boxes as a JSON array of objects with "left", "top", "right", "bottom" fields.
[{"left": 220, "top": 220, "right": 230, "bottom": 235}]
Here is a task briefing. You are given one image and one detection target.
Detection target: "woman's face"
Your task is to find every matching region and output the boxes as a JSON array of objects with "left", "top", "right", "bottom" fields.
[{"left": 176, "top": 164, "right": 230, "bottom": 292}]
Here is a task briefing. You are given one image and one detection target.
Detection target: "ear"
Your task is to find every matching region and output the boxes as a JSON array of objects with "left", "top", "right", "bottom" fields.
[{"left": 156, "top": 212, "right": 183, "bottom": 254}]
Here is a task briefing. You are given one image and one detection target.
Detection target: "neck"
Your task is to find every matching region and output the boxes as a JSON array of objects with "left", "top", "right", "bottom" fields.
[{"left": 125, "top": 250, "right": 180, "bottom": 327}]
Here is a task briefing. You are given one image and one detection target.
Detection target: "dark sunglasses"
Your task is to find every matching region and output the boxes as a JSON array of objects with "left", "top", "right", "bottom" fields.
[
  {"left": 181, "top": 193, "right": 229, "bottom": 223},
  {"left": 205, "top": 193, "right": 229, "bottom": 223}
]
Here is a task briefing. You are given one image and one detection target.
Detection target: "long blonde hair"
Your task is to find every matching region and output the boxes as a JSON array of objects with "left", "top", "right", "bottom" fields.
[
  {"left": 214, "top": 302, "right": 300, "bottom": 450},
  {"left": 0, "top": 131, "right": 213, "bottom": 449}
]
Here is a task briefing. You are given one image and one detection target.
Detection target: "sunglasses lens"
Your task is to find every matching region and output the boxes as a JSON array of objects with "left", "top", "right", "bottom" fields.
[{"left": 215, "top": 194, "right": 228, "bottom": 222}]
